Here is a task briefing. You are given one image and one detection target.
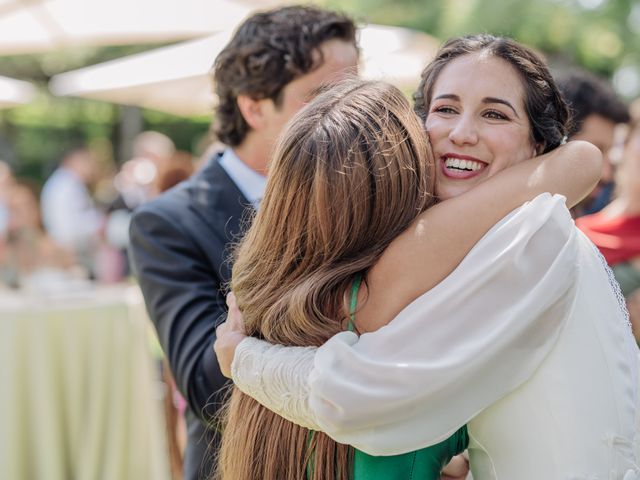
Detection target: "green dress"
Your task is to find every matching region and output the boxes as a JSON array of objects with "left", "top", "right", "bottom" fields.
[
  {"left": 352, "top": 429, "right": 469, "bottom": 480},
  {"left": 309, "top": 275, "right": 469, "bottom": 479}
]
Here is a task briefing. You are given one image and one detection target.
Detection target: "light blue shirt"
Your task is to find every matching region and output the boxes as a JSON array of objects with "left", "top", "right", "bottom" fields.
[{"left": 218, "top": 149, "right": 267, "bottom": 209}]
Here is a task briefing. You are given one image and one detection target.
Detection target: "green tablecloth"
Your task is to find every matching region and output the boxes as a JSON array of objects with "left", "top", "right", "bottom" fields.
[{"left": 0, "top": 286, "right": 170, "bottom": 480}]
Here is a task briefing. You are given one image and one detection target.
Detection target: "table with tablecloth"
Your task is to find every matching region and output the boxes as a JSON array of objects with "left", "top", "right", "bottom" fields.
[{"left": 0, "top": 285, "right": 170, "bottom": 480}]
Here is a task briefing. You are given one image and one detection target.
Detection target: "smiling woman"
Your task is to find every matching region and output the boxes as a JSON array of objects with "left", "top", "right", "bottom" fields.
[
  {"left": 413, "top": 36, "right": 568, "bottom": 200},
  {"left": 427, "top": 55, "right": 534, "bottom": 197}
]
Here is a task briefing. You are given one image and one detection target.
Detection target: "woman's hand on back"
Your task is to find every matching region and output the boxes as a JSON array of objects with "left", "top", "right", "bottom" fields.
[{"left": 214, "top": 292, "right": 247, "bottom": 378}]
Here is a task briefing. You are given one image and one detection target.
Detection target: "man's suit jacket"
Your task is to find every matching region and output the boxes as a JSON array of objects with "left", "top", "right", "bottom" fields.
[{"left": 129, "top": 153, "right": 253, "bottom": 480}]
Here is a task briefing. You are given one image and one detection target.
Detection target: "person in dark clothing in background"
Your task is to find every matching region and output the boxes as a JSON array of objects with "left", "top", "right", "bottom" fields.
[{"left": 557, "top": 68, "right": 630, "bottom": 217}]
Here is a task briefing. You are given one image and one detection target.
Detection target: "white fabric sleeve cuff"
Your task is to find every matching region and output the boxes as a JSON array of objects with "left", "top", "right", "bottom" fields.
[{"left": 231, "top": 336, "right": 322, "bottom": 431}]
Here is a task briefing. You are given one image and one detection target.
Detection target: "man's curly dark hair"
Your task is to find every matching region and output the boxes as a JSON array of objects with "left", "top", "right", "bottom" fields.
[
  {"left": 212, "top": 5, "right": 357, "bottom": 147},
  {"left": 557, "top": 68, "right": 630, "bottom": 136}
]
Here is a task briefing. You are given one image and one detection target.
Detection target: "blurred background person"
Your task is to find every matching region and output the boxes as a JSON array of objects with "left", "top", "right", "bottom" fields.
[
  {"left": 40, "top": 146, "right": 104, "bottom": 278},
  {"left": 105, "top": 131, "right": 182, "bottom": 279},
  {"left": 0, "top": 161, "right": 15, "bottom": 289},
  {"left": 557, "top": 68, "right": 630, "bottom": 217},
  {"left": 1, "top": 180, "right": 80, "bottom": 290},
  {"left": 111, "top": 131, "right": 176, "bottom": 213},
  {"left": 578, "top": 115, "right": 640, "bottom": 341},
  {"left": 156, "top": 150, "right": 194, "bottom": 193},
  {"left": 0, "top": 161, "right": 15, "bottom": 241}
]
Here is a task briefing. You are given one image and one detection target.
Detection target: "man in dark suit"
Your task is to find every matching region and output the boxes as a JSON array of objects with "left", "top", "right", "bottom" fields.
[{"left": 128, "top": 6, "right": 358, "bottom": 479}]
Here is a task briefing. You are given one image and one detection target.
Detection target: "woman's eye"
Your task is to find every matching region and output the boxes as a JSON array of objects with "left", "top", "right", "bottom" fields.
[
  {"left": 484, "top": 110, "right": 508, "bottom": 120},
  {"left": 433, "top": 106, "right": 457, "bottom": 114}
]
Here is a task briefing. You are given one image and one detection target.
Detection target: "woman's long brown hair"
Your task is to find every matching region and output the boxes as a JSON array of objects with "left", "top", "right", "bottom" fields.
[{"left": 217, "top": 79, "right": 436, "bottom": 480}]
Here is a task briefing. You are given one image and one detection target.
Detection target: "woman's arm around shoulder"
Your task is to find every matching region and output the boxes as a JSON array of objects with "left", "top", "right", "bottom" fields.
[{"left": 359, "top": 141, "right": 600, "bottom": 332}]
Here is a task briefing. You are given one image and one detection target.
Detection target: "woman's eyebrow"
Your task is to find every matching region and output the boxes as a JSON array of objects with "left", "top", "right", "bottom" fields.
[
  {"left": 433, "top": 94, "right": 460, "bottom": 101},
  {"left": 482, "top": 97, "right": 519, "bottom": 118}
]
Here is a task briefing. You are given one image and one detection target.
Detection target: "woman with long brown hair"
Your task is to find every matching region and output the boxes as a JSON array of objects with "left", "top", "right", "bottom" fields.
[
  {"left": 215, "top": 74, "right": 602, "bottom": 479},
  {"left": 218, "top": 79, "right": 448, "bottom": 480}
]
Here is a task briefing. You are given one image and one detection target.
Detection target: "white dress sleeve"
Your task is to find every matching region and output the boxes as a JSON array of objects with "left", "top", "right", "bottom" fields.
[{"left": 232, "top": 193, "right": 579, "bottom": 455}]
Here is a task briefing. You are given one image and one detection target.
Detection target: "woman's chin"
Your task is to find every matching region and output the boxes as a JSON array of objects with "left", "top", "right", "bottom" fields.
[{"left": 436, "top": 181, "right": 475, "bottom": 200}]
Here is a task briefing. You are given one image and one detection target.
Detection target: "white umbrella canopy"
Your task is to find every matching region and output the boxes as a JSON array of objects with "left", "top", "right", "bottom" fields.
[
  {"left": 49, "top": 24, "right": 440, "bottom": 117},
  {"left": 0, "top": 0, "right": 280, "bottom": 55},
  {"left": 0, "top": 75, "right": 36, "bottom": 108},
  {"left": 50, "top": 30, "right": 231, "bottom": 116}
]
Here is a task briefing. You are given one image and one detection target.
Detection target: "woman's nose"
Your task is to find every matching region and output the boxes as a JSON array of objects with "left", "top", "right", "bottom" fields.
[{"left": 448, "top": 115, "right": 479, "bottom": 146}]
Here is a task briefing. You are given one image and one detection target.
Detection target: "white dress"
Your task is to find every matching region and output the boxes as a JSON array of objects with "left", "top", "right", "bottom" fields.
[
  {"left": 466, "top": 231, "right": 639, "bottom": 479},
  {"left": 232, "top": 194, "right": 640, "bottom": 479}
]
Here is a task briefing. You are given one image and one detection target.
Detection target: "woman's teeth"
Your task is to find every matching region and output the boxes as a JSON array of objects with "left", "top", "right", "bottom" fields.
[{"left": 444, "top": 157, "right": 484, "bottom": 171}]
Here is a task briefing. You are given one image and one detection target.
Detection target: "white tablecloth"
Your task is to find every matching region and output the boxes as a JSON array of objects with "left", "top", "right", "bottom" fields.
[{"left": 0, "top": 285, "right": 170, "bottom": 480}]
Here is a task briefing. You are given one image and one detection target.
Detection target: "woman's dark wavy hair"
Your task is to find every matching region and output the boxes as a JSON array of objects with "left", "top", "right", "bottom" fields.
[
  {"left": 413, "top": 34, "right": 569, "bottom": 154},
  {"left": 212, "top": 5, "right": 357, "bottom": 147}
]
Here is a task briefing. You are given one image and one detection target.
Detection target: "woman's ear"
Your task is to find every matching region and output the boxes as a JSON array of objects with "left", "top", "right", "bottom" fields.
[{"left": 237, "top": 94, "right": 267, "bottom": 130}]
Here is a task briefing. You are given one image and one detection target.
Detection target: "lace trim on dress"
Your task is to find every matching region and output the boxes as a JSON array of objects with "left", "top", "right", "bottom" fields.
[{"left": 591, "top": 242, "right": 632, "bottom": 330}]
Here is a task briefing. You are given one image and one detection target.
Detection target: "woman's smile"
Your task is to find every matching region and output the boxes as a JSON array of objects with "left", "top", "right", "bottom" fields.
[{"left": 440, "top": 153, "right": 488, "bottom": 179}]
